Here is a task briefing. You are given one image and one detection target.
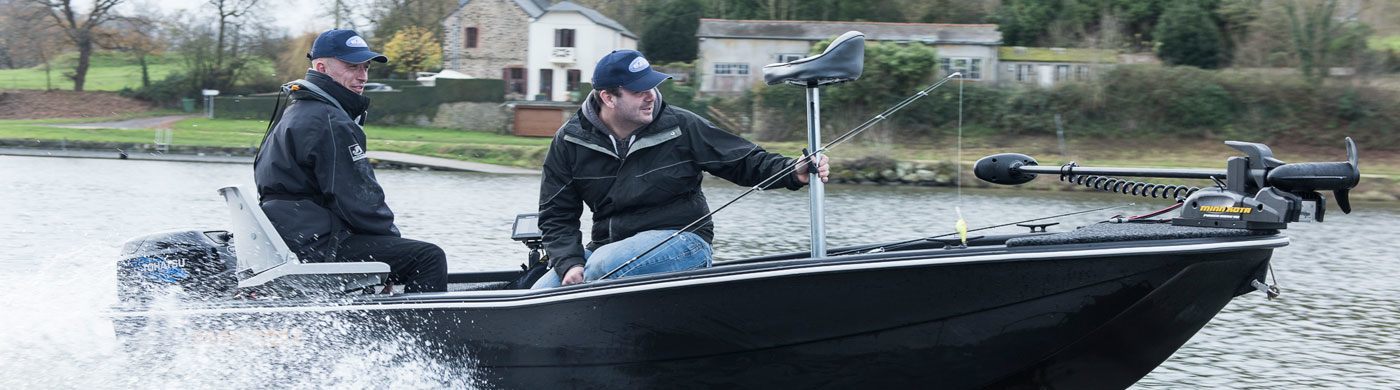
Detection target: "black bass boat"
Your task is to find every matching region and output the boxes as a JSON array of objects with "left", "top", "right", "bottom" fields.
[
  {"left": 109, "top": 136, "right": 1360, "bottom": 389},
  {"left": 109, "top": 32, "right": 1363, "bottom": 388}
]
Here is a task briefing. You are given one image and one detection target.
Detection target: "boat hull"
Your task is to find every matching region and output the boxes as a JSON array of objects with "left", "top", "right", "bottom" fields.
[{"left": 112, "top": 236, "right": 1282, "bottom": 388}]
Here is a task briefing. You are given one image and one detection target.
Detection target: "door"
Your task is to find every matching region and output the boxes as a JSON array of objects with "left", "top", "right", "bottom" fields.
[{"left": 539, "top": 69, "right": 554, "bottom": 101}]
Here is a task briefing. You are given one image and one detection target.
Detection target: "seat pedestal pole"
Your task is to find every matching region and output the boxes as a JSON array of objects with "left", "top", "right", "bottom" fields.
[{"left": 805, "top": 85, "right": 826, "bottom": 258}]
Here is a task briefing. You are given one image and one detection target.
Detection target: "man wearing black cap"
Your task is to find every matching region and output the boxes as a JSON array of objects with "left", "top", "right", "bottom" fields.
[
  {"left": 254, "top": 29, "right": 448, "bottom": 293},
  {"left": 533, "top": 49, "right": 830, "bottom": 288}
]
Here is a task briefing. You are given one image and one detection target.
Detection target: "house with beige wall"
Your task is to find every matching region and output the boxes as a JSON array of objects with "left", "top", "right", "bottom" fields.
[
  {"left": 695, "top": 19, "right": 1003, "bottom": 96},
  {"left": 997, "top": 46, "right": 1121, "bottom": 88}
]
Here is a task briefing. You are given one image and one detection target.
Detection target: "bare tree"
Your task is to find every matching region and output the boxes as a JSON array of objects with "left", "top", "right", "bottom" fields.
[
  {"left": 1, "top": 1, "right": 66, "bottom": 87},
  {"left": 28, "top": 0, "right": 127, "bottom": 91},
  {"left": 324, "top": 0, "right": 371, "bottom": 30},
  {"left": 97, "top": 16, "right": 162, "bottom": 88},
  {"left": 206, "top": 0, "right": 260, "bottom": 70}
]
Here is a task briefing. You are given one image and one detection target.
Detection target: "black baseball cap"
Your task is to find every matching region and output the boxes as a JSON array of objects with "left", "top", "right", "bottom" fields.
[
  {"left": 591, "top": 50, "right": 671, "bottom": 91},
  {"left": 307, "top": 29, "right": 388, "bottom": 64}
]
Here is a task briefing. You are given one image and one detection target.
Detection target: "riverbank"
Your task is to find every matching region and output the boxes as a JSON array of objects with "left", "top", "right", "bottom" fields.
[{"left": 1, "top": 116, "right": 1395, "bottom": 201}]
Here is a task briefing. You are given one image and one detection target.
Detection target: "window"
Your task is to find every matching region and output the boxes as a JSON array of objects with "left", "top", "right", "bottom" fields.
[
  {"left": 554, "top": 29, "right": 575, "bottom": 47},
  {"left": 465, "top": 27, "right": 478, "bottom": 48},
  {"left": 1055, "top": 65, "right": 1070, "bottom": 81},
  {"left": 776, "top": 53, "right": 805, "bottom": 63},
  {"left": 1075, "top": 65, "right": 1090, "bottom": 81},
  {"left": 566, "top": 69, "right": 581, "bottom": 92},
  {"left": 938, "top": 57, "right": 983, "bottom": 79},
  {"left": 714, "top": 63, "right": 749, "bottom": 76},
  {"left": 1016, "top": 64, "right": 1034, "bottom": 82}
]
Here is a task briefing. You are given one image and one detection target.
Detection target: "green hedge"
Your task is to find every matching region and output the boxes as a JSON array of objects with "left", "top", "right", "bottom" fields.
[
  {"left": 370, "top": 79, "right": 420, "bottom": 89},
  {"left": 214, "top": 78, "right": 507, "bottom": 124}
]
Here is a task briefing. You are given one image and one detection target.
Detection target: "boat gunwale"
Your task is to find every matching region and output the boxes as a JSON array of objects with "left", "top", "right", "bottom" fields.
[{"left": 107, "top": 234, "right": 1289, "bottom": 316}]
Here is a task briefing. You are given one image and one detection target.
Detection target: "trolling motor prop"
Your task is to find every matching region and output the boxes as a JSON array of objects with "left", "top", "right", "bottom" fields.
[{"left": 974, "top": 138, "right": 1361, "bottom": 230}]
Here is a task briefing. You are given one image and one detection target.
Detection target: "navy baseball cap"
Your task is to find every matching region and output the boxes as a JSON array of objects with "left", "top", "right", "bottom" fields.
[
  {"left": 592, "top": 50, "right": 671, "bottom": 91},
  {"left": 307, "top": 29, "right": 388, "bottom": 64}
]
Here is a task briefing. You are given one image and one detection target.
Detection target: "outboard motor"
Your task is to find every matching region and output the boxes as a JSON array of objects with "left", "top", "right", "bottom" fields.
[{"left": 116, "top": 229, "right": 238, "bottom": 305}]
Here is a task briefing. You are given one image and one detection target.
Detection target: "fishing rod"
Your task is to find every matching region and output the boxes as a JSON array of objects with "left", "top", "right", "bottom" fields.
[
  {"left": 829, "top": 203, "right": 1133, "bottom": 256},
  {"left": 599, "top": 72, "right": 965, "bottom": 280}
]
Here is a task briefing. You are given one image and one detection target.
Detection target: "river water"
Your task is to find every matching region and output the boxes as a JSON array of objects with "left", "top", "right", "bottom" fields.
[{"left": 1, "top": 155, "right": 1396, "bottom": 388}]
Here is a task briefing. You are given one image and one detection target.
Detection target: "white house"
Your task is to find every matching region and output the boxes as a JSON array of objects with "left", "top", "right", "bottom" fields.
[
  {"left": 696, "top": 19, "right": 1003, "bottom": 95},
  {"left": 442, "top": 0, "right": 636, "bottom": 102},
  {"left": 526, "top": 2, "right": 637, "bottom": 101}
]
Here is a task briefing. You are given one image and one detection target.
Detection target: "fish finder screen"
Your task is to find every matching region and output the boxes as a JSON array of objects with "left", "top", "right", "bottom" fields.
[{"left": 512, "top": 213, "right": 542, "bottom": 241}]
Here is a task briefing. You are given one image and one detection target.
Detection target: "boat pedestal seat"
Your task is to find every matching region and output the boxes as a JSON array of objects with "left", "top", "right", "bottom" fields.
[
  {"left": 219, "top": 186, "right": 390, "bottom": 294},
  {"left": 762, "top": 31, "right": 865, "bottom": 87}
]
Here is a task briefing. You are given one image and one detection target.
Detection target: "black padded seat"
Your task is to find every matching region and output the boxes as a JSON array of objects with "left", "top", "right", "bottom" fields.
[{"left": 762, "top": 31, "right": 865, "bottom": 87}]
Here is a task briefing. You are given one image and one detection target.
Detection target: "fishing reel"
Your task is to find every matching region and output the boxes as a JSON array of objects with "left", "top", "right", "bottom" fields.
[{"left": 974, "top": 138, "right": 1362, "bottom": 230}]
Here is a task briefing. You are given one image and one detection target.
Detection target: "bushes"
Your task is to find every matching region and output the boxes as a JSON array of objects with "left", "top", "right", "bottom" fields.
[
  {"left": 748, "top": 62, "right": 1397, "bottom": 149},
  {"left": 119, "top": 72, "right": 194, "bottom": 106}
]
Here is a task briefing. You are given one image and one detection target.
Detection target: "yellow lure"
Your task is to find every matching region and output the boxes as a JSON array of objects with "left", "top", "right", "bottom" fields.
[{"left": 955, "top": 207, "right": 968, "bottom": 247}]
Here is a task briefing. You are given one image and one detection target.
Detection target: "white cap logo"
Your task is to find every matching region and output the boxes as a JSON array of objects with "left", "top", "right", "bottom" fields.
[
  {"left": 346, "top": 36, "right": 368, "bottom": 48},
  {"left": 628, "top": 57, "right": 649, "bottom": 73}
]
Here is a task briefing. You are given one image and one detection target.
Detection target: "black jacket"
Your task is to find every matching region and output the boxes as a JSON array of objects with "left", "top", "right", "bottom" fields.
[
  {"left": 254, "top": 70, "right": 398, "bottom": 262},
  {"left": 538, "top": 90, "right": 804, "bottom": 277}
]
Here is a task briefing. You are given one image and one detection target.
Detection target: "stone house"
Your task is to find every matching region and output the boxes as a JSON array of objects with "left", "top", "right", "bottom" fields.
[
  {"left": 442, "top": 0, "right": 637, "bottom": 101},
  {"left": 695, "top": 19, "right": 1003, "bottom": 96}
]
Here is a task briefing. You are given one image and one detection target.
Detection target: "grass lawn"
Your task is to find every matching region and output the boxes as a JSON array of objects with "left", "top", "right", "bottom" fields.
[{"left": 0, "top": 62, "right": 183, "bottom": 92}]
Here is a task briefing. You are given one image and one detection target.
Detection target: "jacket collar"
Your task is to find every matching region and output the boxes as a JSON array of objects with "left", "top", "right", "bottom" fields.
[
  {"left": 565, "top": 90, "right": 683, "bottom": 159},
  {"left": 286, "top": 70, "right": 371, "bottom": 121}
]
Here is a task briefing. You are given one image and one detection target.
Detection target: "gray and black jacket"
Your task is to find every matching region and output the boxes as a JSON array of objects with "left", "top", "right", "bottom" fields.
[
  {"left": 538, "top": 90, "right": 805, "bottom": 277},
  {"left": 254, "top": 69, "right": 398, "bottom": 262}
]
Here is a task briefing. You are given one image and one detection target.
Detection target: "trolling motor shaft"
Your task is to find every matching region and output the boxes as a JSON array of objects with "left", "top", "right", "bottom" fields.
[{"left": 973, "top": 138, "right": 1362, "bottom": 230}]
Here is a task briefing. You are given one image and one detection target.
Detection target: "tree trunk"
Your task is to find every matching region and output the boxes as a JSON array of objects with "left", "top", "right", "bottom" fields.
[
  {"left": 73, "top": 37, "right": 91, "bottom": 91},
  {"left": 139, "top": 54, "right": 149, "bottom": 88},
  {"left": 42, "top": 58, "right": 52, "bottom": 91},
  {"left": 216, "top": 18, "right": 226, "bottom": 69}
]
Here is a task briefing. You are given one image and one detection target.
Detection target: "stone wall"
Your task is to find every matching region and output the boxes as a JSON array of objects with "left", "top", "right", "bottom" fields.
[
  {"left": 442, "top": 0, "right": 531, "bottom": 99},
  {"left": 431, "top": 101, "right": 509, "bottom": 133},
  {"left": 830, "top": 156, "right": 961, "bottom": 186}
]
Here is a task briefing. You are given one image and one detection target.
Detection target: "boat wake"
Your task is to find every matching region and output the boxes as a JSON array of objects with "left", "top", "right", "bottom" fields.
[{"left": 0, "top": 246, "right": 484, "bottom": 389}]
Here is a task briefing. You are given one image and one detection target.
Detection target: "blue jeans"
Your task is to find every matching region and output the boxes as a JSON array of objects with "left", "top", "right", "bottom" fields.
[{"left": 531, "top": 230, "right": 712, "bottom": 289}]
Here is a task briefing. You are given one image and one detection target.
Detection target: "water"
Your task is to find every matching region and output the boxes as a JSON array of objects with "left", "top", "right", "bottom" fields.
[{"left": 1, "top": 155, "right": 1397, "bottom": 388}]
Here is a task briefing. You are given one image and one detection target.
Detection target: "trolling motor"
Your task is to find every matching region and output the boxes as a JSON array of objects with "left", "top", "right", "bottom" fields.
[{"left": 974, "top": 138, "right": 1361, "bottom": 230}]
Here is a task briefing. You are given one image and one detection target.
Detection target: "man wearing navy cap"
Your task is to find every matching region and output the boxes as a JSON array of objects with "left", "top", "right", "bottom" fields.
[
  {"left": 254, "top": 29, "right": 447, "bottom": 293},
  {"left": 533, "top": 49, "right": 830, "bottom": 288}
]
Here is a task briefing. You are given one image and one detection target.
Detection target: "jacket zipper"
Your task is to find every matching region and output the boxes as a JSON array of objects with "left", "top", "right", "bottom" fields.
[{"left": 607, "top": 137, "right": 627, "bottom": 243}]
